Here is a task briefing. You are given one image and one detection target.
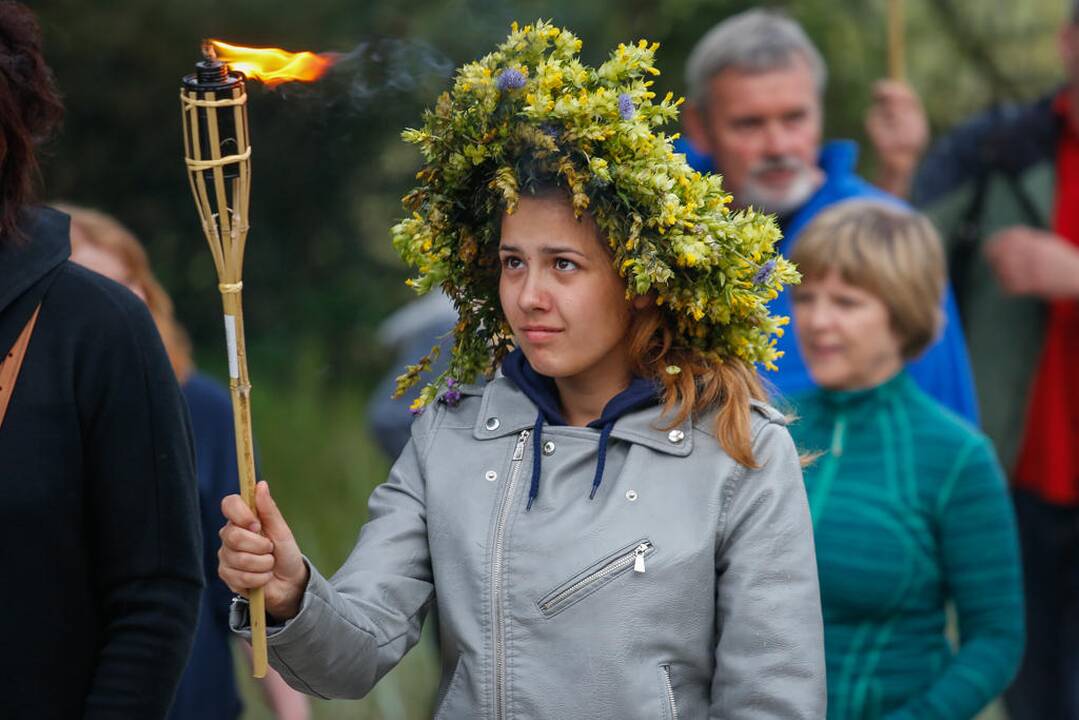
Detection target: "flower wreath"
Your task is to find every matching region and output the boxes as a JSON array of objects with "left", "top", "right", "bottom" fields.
[{"left": 391, "top": 20, "right": 798, "bottom": 413}]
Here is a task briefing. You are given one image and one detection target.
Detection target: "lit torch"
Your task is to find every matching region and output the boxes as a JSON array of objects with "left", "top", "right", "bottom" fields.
[{"left": 180, "top": 40, "right": 333, "bottom": 678}]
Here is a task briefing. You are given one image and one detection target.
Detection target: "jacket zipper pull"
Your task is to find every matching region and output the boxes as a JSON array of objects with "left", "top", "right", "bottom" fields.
[
  {"left": 633, "top": 543, "right": 650, "bottom": 573},
  {"left": 512, "top": 429, "right": 530, "bottom": 461}
]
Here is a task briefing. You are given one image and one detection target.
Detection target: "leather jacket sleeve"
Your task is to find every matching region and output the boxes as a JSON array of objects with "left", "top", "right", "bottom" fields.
[
  {"left": 232, "top": 403, "right": 441, "bottom": 699},
  {"left": 710, "top": 420, "right": 827, "bottom": 719}
]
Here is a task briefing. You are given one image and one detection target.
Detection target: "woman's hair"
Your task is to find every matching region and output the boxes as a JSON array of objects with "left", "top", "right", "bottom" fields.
[
  {"left": 790, "top": 199, "right": 946, "bottom": 360},
  {"left": 58, "top": 203, "right": 194, "bottom": 381},
  {"left": 628, "top": 305, "right": 768, "bottom": 468},
  {"left": 0, "top": 3, "right": 63, "bottom": 244}
]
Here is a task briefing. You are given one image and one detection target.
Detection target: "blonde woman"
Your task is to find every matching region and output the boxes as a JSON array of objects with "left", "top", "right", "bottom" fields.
[{"left": 788, "top": 199, "right": 1024, "bottom": 719}]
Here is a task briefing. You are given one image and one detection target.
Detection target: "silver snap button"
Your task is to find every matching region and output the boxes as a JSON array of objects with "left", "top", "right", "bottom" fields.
[
  {"left": 668, "top": 429, "right": 685, "bottom": 444},
  {"left": 542, "top": 441, "right": 556, "bottom": 456},
  {"left": 485, "top": 417, "right": 500, "bottom": 431},
  {"left": 625, "top": 490, "right": 638, "bottom": 502},
  {"left": 485, "top": 470, "right": 498, "bottom": 482}
]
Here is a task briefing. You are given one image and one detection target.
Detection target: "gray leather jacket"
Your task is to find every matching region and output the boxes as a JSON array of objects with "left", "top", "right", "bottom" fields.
[{"left": 233, "top": 378, "right": 826, "bottom": 718}]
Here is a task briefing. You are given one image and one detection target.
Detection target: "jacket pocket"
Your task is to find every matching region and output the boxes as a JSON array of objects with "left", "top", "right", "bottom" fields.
[
  {"left": 659, "top": 663, "right": 678, "bottom": 720},
  {"left": 432, "top": 657, "right": 466, "bottom": 720},
  {"left": 537, "top": 538, "right": 655, "bottom": 617}
]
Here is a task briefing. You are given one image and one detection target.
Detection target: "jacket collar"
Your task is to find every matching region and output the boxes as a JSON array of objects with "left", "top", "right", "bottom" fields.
[{"left": 473, "top": 376, "right": 693, "bottom": 457}]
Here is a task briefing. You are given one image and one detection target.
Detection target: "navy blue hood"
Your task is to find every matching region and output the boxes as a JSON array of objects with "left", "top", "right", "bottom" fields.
[{"left": 500, "top": 348, "right": 660, "bottom": 509}]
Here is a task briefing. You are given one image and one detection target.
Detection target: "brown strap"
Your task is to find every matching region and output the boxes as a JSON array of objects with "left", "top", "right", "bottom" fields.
[{"left": 0, "top": 305, "right": 41, "bottom": 430}]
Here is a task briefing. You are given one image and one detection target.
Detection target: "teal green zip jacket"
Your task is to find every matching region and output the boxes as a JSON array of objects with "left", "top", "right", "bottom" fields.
[{"left": 789, "top": 372, "right": 1024, "bottom": 719}]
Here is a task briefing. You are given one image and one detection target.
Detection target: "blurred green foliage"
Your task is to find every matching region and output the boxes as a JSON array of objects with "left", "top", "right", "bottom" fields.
[
  {"left": 33, "top": 0, "right": 1067, "bottom": 386},
  {"left": 30, "top": 1, "right": 1064, "bottom": 717}
]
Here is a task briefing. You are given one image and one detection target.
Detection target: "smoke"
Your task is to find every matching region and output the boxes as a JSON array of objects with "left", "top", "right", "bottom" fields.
[{"left": 273, "top": 37, "right": 455, "bottom": 111}]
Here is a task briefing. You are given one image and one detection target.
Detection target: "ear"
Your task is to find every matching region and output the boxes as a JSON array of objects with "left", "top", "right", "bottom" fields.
[
  {"left": 681, "top": 101, "right": 711, "bottom": 156},
  {"left": 631, "top": 292, "right": 654, "bottom": 311}
]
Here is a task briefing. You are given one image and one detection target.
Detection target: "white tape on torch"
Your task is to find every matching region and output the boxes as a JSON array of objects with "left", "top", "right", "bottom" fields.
[{"left": 224, "top": 314, "right": 239, "bottom": 379}]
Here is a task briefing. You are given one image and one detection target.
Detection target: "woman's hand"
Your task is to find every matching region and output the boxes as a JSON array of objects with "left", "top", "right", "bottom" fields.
[{"left": 218, "top": 481, "right": 309, "bottom": 621}]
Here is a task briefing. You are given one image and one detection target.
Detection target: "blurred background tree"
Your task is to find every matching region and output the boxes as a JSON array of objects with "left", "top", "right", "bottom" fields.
[
  {"left": 34, "top": 0, "right": 1067, "bottom": 385},
  {"left": 31, "top": 1, "right": 1066, "bottom": 717}
]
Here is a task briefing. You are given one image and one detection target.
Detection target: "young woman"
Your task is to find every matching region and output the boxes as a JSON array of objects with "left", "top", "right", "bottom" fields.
[
  {"left": 787, "top": 199, "right": 1024, "bottom": 719},
  {"left": 219, "top": 23, "right": 825, "bottom": 718}
]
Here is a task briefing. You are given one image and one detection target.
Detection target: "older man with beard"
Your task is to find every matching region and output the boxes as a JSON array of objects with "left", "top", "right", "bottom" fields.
[{"left": 679, "top": 8, "right": 978, "bottom": 422}]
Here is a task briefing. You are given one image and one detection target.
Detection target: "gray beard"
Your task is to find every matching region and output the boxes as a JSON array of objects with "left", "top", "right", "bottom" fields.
[{"left": 737, "top": 168, "right": 819, "bottom": 215}]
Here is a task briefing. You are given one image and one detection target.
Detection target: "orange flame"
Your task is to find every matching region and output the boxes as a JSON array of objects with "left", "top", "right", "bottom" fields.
[{"left": 208, "top": 39, "right": 334, "bottom": 87}]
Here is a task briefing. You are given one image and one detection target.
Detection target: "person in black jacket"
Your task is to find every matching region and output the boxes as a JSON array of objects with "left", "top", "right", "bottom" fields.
[{"left": 0, "top": 4, "right": 203, "bottom": 718}]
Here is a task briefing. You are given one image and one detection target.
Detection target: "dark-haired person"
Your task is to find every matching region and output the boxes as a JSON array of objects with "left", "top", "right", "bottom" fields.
[
  {"left": 0, "top": 4, "right": 202, "bottom": 718},
  {"left": 876, "top": 7, "right": 1079, "bottom": 717}
]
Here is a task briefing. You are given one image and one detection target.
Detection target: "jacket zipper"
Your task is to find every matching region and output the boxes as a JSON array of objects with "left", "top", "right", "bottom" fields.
[
  {"left": 492, "top": 429, "right": 529, "bottom": 720},
  {"left": 830, "top": 414, "right": 847, "bottom": 457},
  {"left": 539, "top": 542, "right": 653, "bottom": 613},
  {"left": 662, "top": 664, "right": 678, "bottom": 720}
]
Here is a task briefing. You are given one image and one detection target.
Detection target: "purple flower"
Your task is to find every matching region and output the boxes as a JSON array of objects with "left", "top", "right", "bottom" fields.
[
  {"left": 440, "top": 377, "right": 462, "bottom": 406},
  {"left": 753, "top": 259, "right": 777, "bottom": 286},
  {"left": 497, "top": 68, "right": 527, "bottom": 91},
  {"left": 540, "top": 123, "right": 560, "bottom": 139},
  {"left": 618, "top": 93, "right": 635, "bottom": 120}
]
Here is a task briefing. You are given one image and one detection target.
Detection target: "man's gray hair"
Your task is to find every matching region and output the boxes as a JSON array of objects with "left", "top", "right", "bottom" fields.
[{"left": 685, "top": 9, "right": 827, "bottom": 105}]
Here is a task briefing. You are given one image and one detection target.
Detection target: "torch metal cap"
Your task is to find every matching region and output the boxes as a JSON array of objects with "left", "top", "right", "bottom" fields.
[{"left": 183, "top": 59, "right": 244, "bottom": 91}]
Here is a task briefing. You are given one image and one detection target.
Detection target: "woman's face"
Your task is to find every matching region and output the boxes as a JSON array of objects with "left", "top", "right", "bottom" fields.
[
  {"left": 792, "top": 269, "right": 903, "bottom": 391},
  {"left": 69, "top": 226, "right": 146, "bottom": 303},
  {"left": 499, "top": 195, "right": 639, "bottom": 390}
]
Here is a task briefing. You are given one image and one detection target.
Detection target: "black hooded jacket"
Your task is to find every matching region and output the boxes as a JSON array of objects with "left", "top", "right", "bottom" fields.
[{"left": 0, "top": 207, "right": 202, "bottom": 718}]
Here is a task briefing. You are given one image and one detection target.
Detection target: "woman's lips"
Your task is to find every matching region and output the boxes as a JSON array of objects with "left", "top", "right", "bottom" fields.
[
  {"left": 806, "top": 344, "right": 843, "bottom": 359},
  {"left": 521, "top": 326, "right": 563, "bottom": 343}
]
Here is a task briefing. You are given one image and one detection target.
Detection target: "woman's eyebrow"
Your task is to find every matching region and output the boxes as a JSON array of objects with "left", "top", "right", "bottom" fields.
[
  {"left": 540, "top": 246, "right": 586, "bottom": 257},
  {"left": 498, "top": 244, "right": 587, "bottom": 258}
]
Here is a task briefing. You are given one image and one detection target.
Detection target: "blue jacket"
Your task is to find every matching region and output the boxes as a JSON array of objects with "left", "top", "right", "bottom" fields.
[
  {"left": 675, "top": 139, "right": 980, "bottom": 424},
  {"left": 169, "top": 373, "right": 244, "bottom": 720}
]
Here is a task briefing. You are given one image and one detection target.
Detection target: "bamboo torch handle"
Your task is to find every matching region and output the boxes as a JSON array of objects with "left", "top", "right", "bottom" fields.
[
  {"left": 888, "top": 0, "right": 906, "bottom": 81},
  {"left": 221, "top": 289, "right": 268, "bottom": 678}
]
